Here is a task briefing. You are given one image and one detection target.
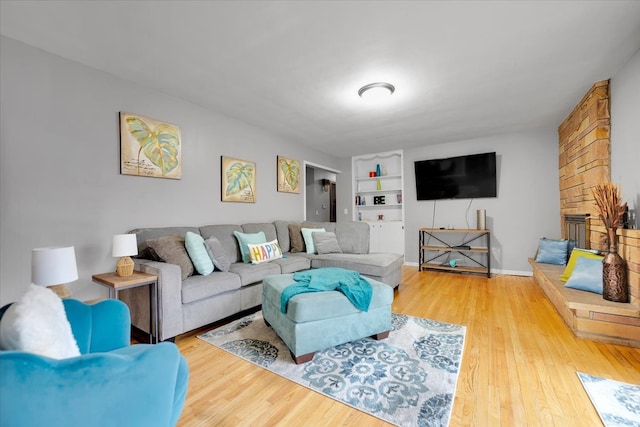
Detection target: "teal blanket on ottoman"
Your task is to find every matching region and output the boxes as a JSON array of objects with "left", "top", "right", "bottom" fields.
[
  {"left": 281, "top": 267, "right": 373, "bottom": 313},
  {"left": 262, "top": 271, "right": 393, "bottom": 363}
]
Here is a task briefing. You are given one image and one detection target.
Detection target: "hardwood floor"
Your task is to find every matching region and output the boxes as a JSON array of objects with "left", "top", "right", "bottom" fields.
[{"left": 175, "top": 266, "right": 640, "bottom": 426}]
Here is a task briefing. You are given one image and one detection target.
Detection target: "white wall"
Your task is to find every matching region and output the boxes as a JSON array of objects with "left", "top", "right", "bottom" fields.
[
  {"left": 403, "top": 130, "right": 560, "bottom": 274},
  {"left": 611, "top": 48, "right": 640, "bottom": 228},
  {"left": 0, "top": 36, "right": 340, "bottom": 304}
]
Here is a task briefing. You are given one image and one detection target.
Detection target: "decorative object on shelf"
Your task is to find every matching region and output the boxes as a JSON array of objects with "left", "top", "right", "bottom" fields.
[
  {"left": 369, "top": 171, "right": 376, "bottom": 177},
  {"left": 221, "top": 156, "right": 256, "bottom": 203},
  {"left": 381, "top": 164, "right": 387, "bottom": 176},
  {"left": 378, "top": 214, "right": 384, "bottom": 221},
  {"left": 276, "top": 155, "right": 300, "bottom": 194},
  {"left": 375, "top": 164, "right": 381, "bottom": 177},
  {"left": 112, "top": 234, "right": 138, "bottom": 277},
  {"left": 373, "top": 195, "right": 386, "bottom": 205},
  {"left": 397, "top": 193, "right": 402, "bottom": 204},
  {"left": 119, "top": 112, "right": 182, "bottom": 179},
  {"left": 592, "top": 182, "right": 628, "bottom": 302},
  {"left": 477, "top": 209, "right": 486, "bottom": 230},
  {"left": 376, "top": 179, "right": 381, "bottom": 190},
  {"left": 31, "top": 246, "right": 78, "bottom": 298}
]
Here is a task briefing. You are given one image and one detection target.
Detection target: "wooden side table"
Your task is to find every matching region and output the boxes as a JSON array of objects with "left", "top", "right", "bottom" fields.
[{"left": 92, "top": 271, "right": 159, "bottom": 344}]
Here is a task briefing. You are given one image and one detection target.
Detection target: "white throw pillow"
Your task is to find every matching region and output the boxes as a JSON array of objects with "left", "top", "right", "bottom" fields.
[
  {"left": 0, "top": 284, "right": 80, "bottom": 359},
  {"left": 247, "top": 239, "right": 283, "bottom": 264}
]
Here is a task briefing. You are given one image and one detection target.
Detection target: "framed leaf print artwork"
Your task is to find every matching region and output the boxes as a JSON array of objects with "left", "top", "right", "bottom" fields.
[
  {"left": 277, "top": 155, "right": 300, "bottom": 193},
  {"left": 119, "top": 112, "right": 182, "bottom": 179},
  {"left": 221, "top": 156, "right": 256, "bottom": 203}
]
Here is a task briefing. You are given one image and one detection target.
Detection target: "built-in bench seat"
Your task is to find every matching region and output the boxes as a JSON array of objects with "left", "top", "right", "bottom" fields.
[{"left": 529, "top": 258, "right": 640, "bottom": 348}]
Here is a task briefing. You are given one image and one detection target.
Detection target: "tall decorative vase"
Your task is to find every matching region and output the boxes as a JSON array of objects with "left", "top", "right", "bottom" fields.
[{"left": 602, "top": 227, "right": 629, "bottom": 302}]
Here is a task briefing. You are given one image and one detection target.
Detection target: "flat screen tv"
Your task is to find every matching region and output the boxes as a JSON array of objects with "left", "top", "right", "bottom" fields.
[{"left": 415, "top": 152, "right": 497, "bottom": 200}]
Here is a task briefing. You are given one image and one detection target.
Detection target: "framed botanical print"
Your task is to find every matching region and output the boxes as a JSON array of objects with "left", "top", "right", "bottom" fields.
[
  {"left": 221, "top": 156, "right": 256, "bottom": 203},
  {"left": 119, "top": 112, "right": 182, "bottom": 179},
  {"left": 277, "top": 155, "right": 300, "bottom": 193}
]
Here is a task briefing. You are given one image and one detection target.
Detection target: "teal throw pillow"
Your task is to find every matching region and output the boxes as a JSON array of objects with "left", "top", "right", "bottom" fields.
[
  {"left": 564, "top": 256, "right": 603, "bottom": 294},
  {"left": 301, "top": 227, "right": 326, "bottom": 254},
  {"left": 233, "top": 231, "right": 267, "bottom": 263},
  {"left": 534, "top": 238, "right": 569, "bottom": 265},
  {"left": 185, "top": 231, "right": 214, "bottom": 275}
]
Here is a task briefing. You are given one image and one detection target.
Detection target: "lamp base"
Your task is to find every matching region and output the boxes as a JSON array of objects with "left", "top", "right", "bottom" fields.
[
  {"left": 116, "top": 256, "right": 135, "bottom": 277},
  {"left": 48, "top": 284, "right": 72, "bottom": 299}
]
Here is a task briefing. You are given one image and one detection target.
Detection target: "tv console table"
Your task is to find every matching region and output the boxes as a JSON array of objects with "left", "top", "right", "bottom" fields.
[{"left": 419, "top": 228, "right": 491, "bottom": 278}]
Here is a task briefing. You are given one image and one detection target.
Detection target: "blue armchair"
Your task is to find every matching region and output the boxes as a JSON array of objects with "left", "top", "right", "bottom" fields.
[{"left": 0, "top": 299, "right": 189, "bottom": 427}]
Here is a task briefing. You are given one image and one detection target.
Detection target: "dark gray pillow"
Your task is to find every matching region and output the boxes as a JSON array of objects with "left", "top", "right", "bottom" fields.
[
  {"left": 146, "top": 236, "right": 194, "bottom": 280},
  {"left": 205, "top": 236, "right": 231, "bottom": 272},
  {"left": 312, "top": 232, "right": 343, "bottom": 255}
]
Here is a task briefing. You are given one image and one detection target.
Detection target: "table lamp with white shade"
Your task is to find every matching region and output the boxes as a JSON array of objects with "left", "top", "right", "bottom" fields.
[
  {"left": 112, "top": 234, "right": 138, "bottom": 277},
  {"left": 31, "top": 246, "right": 78, "bottom": 298}
]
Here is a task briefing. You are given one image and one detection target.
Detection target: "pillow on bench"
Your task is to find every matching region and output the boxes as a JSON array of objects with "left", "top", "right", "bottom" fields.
[
  {"left": 561, "top": 248, "right": 602, "bottom": 281},
  {"left": 534, "top": 238, "right": 569, "bottom": 265},
  {"left": 564, "top": 256, "right": 603, "bottom": 294}
]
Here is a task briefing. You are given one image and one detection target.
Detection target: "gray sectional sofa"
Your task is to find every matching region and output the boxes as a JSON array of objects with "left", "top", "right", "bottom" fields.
[{"left": 120, "top": 221, "right": 404, "bottom": 341}]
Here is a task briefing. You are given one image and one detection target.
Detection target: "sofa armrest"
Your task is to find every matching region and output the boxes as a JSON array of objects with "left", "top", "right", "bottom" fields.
[{"left": 118, "top": 259, "right": 184, "bottom": 341}]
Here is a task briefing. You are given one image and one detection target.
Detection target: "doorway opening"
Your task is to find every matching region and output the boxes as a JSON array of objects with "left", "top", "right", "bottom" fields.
[{"left": 304, "top": 161, "right": 340, "bottom": 222}]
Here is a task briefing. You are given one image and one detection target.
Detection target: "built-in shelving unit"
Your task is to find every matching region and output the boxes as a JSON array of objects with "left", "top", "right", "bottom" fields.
[
  {"left": 352, "top": 150, "right": 404, "bottom": 255},
  {"left": 419, "top": 228, "right": 491, "bottom": 277}
]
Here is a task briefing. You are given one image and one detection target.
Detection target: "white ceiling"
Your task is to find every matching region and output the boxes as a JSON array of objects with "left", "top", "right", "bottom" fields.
[{"left": 1, "top": 1, "right": 639, "bottom": 158}]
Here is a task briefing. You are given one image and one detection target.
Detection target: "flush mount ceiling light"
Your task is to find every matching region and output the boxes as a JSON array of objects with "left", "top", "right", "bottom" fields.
[{"left": 358, "top": 82, "right": 395, "bottom": 99}]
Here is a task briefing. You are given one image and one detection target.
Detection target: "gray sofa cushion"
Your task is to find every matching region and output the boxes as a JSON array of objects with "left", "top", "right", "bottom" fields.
[
  {"left": 242, "top": 223, "right": 278, "bottom": 243},
  {"left": 335, "top": 222, "right": 370, "bottom": 254},
  {"left": 181, "top": 272, "right": 241, "bottom": 304},
  {"left": 302, "top": 221, "right": 336, "bottom": 233},
  {"left": 274, "top": 220, "right": 294, "bottom": 252},
  {"left": 312, "top": 232, "right": 343, "bottom": 254},
  {"left": 130, "top": 226, "right": 200, "bottom": 259},
  {"left": 204, "top": 237, "right": 231, "bottom": 272},
  {"left": 199, "top": 225, "right": 243, "bottom": 263},
  {"left": 146, "top": 236, "right": 194, "bottom": 280},
  {"left": 310, "top": 253, "right": 404, "bottom": 278},
  {"left": 272, "top": 255, "right": 311, "bottom": 274},
  {"left": 229, "top": 262, "right": 281, "bottom": 286}
]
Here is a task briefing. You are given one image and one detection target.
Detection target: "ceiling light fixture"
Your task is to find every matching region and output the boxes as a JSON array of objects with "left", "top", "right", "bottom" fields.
[{"left": 358, "top": 82, "right": 395, "bottom": 99}]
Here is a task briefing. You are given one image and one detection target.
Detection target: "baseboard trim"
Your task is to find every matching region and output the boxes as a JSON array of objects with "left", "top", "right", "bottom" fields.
[{"left": 405, "top": 261, "right": 532, "bottom": 277}]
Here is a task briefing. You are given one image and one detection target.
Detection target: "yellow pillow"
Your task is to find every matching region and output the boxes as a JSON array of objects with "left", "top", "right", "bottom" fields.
[{"left": 560, "top": 248, "right": 603, "bottom": 281}]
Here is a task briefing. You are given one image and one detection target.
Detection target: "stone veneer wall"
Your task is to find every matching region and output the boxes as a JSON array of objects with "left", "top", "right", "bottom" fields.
[{"left": 558, "top": 79, "right": 640, "bottom": 308}]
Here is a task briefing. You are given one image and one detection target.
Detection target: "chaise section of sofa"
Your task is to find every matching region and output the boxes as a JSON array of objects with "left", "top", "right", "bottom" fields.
[{"left": 120, "top": 221, "right": 403, "bottom": 341}]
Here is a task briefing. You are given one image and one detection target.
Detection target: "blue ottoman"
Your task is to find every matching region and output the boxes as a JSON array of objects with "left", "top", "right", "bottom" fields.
[{"left": 262, "top": 273, "right": 394, "bottom": 363}]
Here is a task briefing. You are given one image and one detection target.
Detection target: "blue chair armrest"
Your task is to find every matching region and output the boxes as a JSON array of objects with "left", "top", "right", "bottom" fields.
[
  {"left": 63, "top": 299, "right": 130, "bottom": 354},
  {"left": 0, "top": 342, "right": 189, "bottom": 427}
]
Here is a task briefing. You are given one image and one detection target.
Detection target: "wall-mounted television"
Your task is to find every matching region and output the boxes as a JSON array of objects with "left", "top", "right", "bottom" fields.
[{"left": 415, "top": 152, "right": 497, "bottom": 200}]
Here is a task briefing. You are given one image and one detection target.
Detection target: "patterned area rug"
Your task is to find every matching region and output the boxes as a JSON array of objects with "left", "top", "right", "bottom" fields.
[
  {"left": 198, "top": 311, "right": 466, "bottom": 426},
  {"left": 577, "top": 372, "right": 640, "bottom": 427}
]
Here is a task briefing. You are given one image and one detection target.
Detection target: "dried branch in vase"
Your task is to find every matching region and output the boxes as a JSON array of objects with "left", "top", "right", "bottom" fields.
[{"left": 592, "top": 183, "right": 627, "bottom": 229}]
